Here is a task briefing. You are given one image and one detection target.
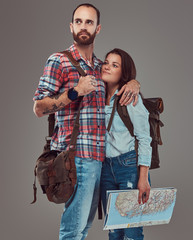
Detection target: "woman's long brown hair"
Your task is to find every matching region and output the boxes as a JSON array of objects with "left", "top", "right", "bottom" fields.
[{"left": 104, "top": 48, "right": 136, "bottom": 90}]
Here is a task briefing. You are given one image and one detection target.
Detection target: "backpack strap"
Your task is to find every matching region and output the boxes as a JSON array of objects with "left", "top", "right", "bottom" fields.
[
  {"left": 31, "top": 51, "right": 85, "bottom": 204},
  {"left": 61, "top": 50, "right": 87, "bottom": 77},
  {"left": 46, "top": 50, "right": 87, "bottom": 142},
  {"left": 107, "top": 96, "right": 118, "bottom": 132},
  {"left": 107, "top": 95, "right": 139, "bottom": 172},
  {"left": 61, "top": 51, "right": 103, "bottom": 219},
  {"left": 107, "top": 95, "right": 134, "bottom": 137}
]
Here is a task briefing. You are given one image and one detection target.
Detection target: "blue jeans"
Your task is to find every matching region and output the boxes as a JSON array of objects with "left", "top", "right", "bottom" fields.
[
  {"left": 101, "top": 150, "right": 148, "bottom": 240},
  {"left": 59, "top": 157, "right": 102, "bottom": 240}
]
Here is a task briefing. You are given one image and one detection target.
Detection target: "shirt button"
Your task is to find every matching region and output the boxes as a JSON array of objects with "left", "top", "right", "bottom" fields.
[
  {"left": 97, "top": 142, "right": 99, "bottom": 144},
  {"left": 98, "top": 125, "right": 100, "bottom": 128},
  {"left": 97, "top": 108, "right": 100, "bottom": 111}
]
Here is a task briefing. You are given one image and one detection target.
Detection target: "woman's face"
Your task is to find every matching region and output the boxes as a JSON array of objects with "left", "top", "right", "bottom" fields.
[{"left": 101, "top": 53, "right": 122, "bottom": 87}]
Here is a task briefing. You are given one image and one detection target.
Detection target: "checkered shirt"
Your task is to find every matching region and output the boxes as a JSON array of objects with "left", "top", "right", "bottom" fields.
[{"left": 33, "top": 44, "right": 106, "bottom": 162}]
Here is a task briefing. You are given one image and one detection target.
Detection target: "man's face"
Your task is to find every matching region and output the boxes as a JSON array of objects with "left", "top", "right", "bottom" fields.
[{"left": 70, "top": 6, "right": 101, "bottom": 45}]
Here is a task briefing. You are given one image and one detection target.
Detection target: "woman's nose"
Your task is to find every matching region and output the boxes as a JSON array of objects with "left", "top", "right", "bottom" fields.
[{"left": 104, "top": 64, "right": 110, "bottom": 70}]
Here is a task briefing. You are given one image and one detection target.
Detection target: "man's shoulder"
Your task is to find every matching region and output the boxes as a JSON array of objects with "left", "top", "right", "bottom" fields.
[
  {"left": 46, "top": 51, "right": 70, "bottom": 62},
  {"left": 96, "top": 57, "right": 103, "bottom": 64},
  {"left": 93, "top": 53, "right": 102, "bottom": 63},
  {"left": 45, "top": 49, "right": 76, "bottom": 70}
]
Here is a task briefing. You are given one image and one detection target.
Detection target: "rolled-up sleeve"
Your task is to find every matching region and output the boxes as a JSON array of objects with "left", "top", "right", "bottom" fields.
[
  {"left": 33, "top": 54, "right": 64, "bottom": 101},
  {"left": 127, "top": 95, "right": 152, "bottom": 167}
]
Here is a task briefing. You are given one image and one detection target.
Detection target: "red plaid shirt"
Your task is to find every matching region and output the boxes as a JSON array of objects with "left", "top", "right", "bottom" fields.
[{"left": 34, "top": 44, "right": 106, "bottom": 161}]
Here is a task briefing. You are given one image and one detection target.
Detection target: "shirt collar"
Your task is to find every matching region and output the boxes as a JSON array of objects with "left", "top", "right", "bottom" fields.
[
  {"left": 68, "top": 44, "right": 102, "bottom": 70},
  {"left": 110, "top": 89, "right": 119, "bottom": 102},
  {"left": 68, "top": 44, "right": 82, "bottom": 61}
]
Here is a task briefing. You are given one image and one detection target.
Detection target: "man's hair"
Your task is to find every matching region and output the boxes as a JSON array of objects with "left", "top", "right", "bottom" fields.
[
  {"left": 72, "top": 3, "right": 100, "bottom": 25},
  {"left": 105, "top": 48, "right": 136, "bottom": 90}
]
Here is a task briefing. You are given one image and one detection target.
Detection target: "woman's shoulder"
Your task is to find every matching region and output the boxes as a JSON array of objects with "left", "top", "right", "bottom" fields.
[{"left": 126, "top": 94, "right": 149, "bottom": 114}]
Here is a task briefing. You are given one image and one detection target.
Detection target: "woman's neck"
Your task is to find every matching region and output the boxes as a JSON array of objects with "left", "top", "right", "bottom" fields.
[{"left": 106, "top": 85, "right": 119, "bottom": 105}]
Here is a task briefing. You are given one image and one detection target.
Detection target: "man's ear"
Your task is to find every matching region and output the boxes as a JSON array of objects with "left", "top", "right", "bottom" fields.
[
  {"left": 96, "top": 24, "right": 101, "bottom": 35},
  {"left": 70, "top": 23, "right": 73, "bottom": 33}
]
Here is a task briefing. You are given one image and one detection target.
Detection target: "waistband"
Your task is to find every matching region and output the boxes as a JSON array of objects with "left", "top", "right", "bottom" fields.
[{"left": 105, "top": 150, "right": 136, "bottom": 162}]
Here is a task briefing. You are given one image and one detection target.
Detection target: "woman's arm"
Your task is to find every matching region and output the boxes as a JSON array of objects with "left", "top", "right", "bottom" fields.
[
  {"left": 126, "top": 95, "right": 152, "bottom": 204},
  {"left": 127, "top": 95, "right": 152, "bottom": 167},
  {"left": 137, "top": 165, "right": 150, "bottom": 204}
]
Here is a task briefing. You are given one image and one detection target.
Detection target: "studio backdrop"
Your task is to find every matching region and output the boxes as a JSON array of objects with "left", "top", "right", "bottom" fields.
[{"left": 1, "top": 0, "right": 192, "bottom": 239}]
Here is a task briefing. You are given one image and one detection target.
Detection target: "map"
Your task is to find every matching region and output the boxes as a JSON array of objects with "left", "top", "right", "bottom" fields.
[{"left": 104, "top": 188, "right": 177, "bottom": 230}]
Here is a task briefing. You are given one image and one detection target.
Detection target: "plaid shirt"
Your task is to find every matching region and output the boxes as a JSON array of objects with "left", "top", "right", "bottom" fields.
[{"left": 33, "top": 44, "right": 106, "bottom": 162}]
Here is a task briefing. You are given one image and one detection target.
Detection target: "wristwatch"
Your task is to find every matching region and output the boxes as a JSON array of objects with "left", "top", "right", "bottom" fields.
[{"left": 67, "top": 87, "right": 79, "bottom": 101}]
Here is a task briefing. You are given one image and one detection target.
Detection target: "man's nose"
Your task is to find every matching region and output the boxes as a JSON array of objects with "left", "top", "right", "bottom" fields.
[{"left": 80, "top": 22, "right": 87, "bottom": 30}]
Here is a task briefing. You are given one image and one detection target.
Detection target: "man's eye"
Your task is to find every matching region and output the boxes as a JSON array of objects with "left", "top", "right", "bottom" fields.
[
  {"left": 87, "top": 20, "right": 93, "bottom": 25},
  {"left": 75, "top": 20, "right": 81, "bottom": 24}
]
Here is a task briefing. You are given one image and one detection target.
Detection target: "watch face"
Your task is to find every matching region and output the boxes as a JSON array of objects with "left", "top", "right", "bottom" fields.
[{"left": 68, "top": 88, "right": 78, "bottom": 100}]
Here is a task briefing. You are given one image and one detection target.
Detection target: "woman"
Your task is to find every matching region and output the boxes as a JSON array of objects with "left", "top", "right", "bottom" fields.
[{"left": 100, "top": 48, "right": 152, "bottom": 240}]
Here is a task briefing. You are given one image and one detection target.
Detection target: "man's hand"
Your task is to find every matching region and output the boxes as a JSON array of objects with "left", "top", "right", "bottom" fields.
[
  {"left": 33, "top": 75, "right": 97, "bottom": 117},
  {"left": 74, "top": 75, "right": 97, "bottom": 96},
  {"left": 117, "top": 79, "right": 140, "bottom": 106}
]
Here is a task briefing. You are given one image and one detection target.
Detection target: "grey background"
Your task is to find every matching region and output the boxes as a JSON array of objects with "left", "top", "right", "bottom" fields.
[{"left": 1, "top": 0, "right": 192, "bottom": 239}]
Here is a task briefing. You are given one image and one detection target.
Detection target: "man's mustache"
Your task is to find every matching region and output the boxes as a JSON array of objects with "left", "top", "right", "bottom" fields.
[{"left": 77, "top": 31, "right": 91, "bottom": 37}]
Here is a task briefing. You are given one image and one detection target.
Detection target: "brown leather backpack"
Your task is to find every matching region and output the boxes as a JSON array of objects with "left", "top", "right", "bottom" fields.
[{"left": 107, "top": 94, "right": 164, "bottom": 169}]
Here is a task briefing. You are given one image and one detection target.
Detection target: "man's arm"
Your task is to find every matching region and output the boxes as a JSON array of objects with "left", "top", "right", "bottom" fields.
[
  {"left": 117, "top": 79, "right": 140, "bottom": 106},
  {"left": 33, "top": 75, "right": 97, "bottom": 117},
  {"left": 33, "top": 91, "right": 70, "bottom": 117}
]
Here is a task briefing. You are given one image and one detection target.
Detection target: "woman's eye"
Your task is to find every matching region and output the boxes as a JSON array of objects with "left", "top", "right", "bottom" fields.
[{"left": 113, "top": 64, "right": 118, "bottom": 68}]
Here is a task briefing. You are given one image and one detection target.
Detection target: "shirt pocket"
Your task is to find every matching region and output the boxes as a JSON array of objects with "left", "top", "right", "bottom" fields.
[{"left": 66, "top": 71, "right": 79, "bottom": 88}]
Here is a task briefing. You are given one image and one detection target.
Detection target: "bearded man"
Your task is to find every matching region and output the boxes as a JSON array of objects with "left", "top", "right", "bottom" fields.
[{"left": 33, "top": 3, "right": 140, "bottom": 240}]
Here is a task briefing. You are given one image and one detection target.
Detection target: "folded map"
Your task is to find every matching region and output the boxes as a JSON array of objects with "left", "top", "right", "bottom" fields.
[{"left": 104, "top": 187, "right": 177, "bottom": 230}]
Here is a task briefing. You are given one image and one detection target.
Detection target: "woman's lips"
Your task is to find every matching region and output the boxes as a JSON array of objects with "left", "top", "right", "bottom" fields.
[{"left": 102, "top": 70, "right": 110, "bottom": 75}]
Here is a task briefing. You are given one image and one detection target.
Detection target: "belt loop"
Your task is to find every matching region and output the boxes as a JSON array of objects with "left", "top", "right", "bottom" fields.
[{"left": 117, "top": 155, "right": 120, "bottom": 165}]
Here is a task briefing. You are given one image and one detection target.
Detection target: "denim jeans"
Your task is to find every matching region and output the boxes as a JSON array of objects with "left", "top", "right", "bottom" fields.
[
  {"left": 101, "top": 150, "right": 149, "bottom": 240},
  {"left": 59, "top": 157, "right": 102, "bottom": 240}
]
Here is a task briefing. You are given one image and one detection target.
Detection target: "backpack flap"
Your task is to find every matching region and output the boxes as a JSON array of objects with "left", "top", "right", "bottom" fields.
[
  {"left": 143, "top": 98, "right": 164, "bottom": 114},
  {"left": 143, "top": 98, "right": 164, "bottom": 146}
]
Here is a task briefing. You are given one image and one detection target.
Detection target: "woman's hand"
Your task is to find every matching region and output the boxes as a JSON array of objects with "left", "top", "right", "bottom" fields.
[
  {"left": 137, "top": 166, "right": 150, "bottom": 204},
  {"left": 117, "top": 79, "right": 140, "bottom": 106}
]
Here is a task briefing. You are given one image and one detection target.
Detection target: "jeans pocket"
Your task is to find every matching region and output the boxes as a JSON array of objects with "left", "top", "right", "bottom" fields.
[{"left": 120, "top": 157, "right": 137, "bottom": 167}]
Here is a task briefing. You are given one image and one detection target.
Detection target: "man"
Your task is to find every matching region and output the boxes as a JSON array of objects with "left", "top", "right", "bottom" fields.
[{"left": 33, "top": 3, "right": 140, "bottom": 240}]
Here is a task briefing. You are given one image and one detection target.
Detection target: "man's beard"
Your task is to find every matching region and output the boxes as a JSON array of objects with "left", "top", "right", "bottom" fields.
[{"left": 73, "top": 30, "right": 96, "bottom": 45}]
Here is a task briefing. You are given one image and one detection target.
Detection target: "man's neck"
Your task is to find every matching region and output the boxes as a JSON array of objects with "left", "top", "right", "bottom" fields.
[{"left": 74, "top": 42, "right": 94, "bottom": 64}]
